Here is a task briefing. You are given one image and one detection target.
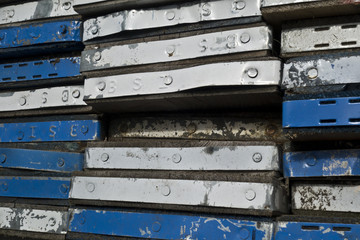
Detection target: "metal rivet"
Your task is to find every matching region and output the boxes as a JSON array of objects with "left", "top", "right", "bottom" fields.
[
  {"left": 1, "top": 183, "right": 8, "bottom": 191},
  {"left": 247, "top": 68, "right": 258, "bottom": 78},
  {"left": 252, "top": 153, "right": 262, "bottom": 163},
  {"left": 307, "top": 68, "right": 318, "bottom": 79},
  {"left": 235, "top": 1, "right": 246, "bottom": 10},
  {"left": 48, "top": 217, "right": 56, "bottom": 227},
  {"left": 19, "top": 97, "right": 26, "bottom": 106},
  {"left": 0, "top": 154, "right": 6, "bottom": 164},
  {"left": 59, "top": 25, "right": 67, "bottom": 34},
  {"left": 202, "top": 3, "right": 211, "bottom": 16},
  {"left": 186, "top": 123, "right": 197, "bottom": 134},
  {"left": 161, "top": 185, "right": 171, "bottom": 196},
  {"left": 59, "top": 184, "right": 69, "bottom": 194},
  {"left": 17, "top": 131, "right": 24, "bottom": 140},
  {"left": 72, "top": 90, "right": 81, "bottom": 98},
  {"left": 93, "top": 52, "right": 102, "bottom": 62},
  {"left": 97, "top": 81, "right": 106, "bottom": 91},
  {"left": 91, "top": 25, "right": 98, "bottom": 35},
  {"left": 152, "top": 222, "right": 161, "bottom": 232},
  {"left": 166, "top": 11, "right": 176, "bottom": 20},
  {"left": 245, "top": 189, "right": 256, "bottom": 201},
  {"left": 101, "top": 153, "right": 109, "bottom": 162},
  {"left": 81, "top": 125, "right": 89, "bottom": 134},
  {"left": 239, "top": 228, "right": 250, "bottom": 239},
  {"left": 306, "top": 157, "right": 317, "bottom": 166},
  {"left": 62, "top": 1, "right": 72, "bottom": 10},
  {"left": 79, "top": 214, "right": 86, "bottom": 225},
  {"left": 87, "top": 183, "right": 95, "bottom": 192},
  {"left": 163, "top": 76, "right": 173, "bottom": 85},
  {"left": 166, "top": 46, "right": 175, "bottom": 56},
  {"left": 172, "top": 153, "right": 182, "bottom": 163},
  {"left": 7, "top": 10, "right": 15, "bottom": 18},
  {"left": 240, "top": 33, "right": 251, "bottom": 43},
  {"left": 57, "top": 158, "right": 65, "bottom": 167}
]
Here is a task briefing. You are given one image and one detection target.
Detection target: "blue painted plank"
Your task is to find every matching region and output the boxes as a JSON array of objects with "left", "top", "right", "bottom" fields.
[
  {"left": 0, "top": 177, "right": 70, "bottom": 199},
  {"left": 0, "top": 57, "right": 80, "bottom": 83},
  {"left": 69, "top": 209, "right": 273, "bottom": 240},
  {"left": 0, "top": 148, "right": 83, "bottom": 172},
  {"left": 284, "top": 149, "right": 360, "bottom": 178},
  {"left": 283, "top": 96, "right": 360, "bottom": 128},
  {"left": 275, "top": 221, "right": 360, "bottom": 240},
  {"left": 0, "top": 20, "right": 81, "bottom": 49},
  {"left": 0, "top": 119, "right": 103, "bottom": 143}
]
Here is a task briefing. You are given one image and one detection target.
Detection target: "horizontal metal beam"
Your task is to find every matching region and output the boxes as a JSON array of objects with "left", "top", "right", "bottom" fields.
[
  {"left": 0, "top": 0, "right": 77, "bottom": 25},
  {"left": 0, "top": 86, "right": 86, "bottom": 112},
  {"left": 85, "top": 146, "right": 280, "bottom": 171},
  {"left": 70, "top": 177, "right": 287, "bottom": 212},
  {"left": 83, "top": 0, "right": 261, "bottom": 41},
  {"left": 282, "top": 53, "right": 360, "bottom": 89},
  {"left": 0, "top": 119, "right": 103, "bottom": 142},
  {"left": 81, "top": 26, "right": 272, "bottom": 72},
  {"left": 84, "top": 60, "right": 281, "bottom": 100},
  {"left": 275, "top": 221, "right": 360, "bottom": 239},
  {"left": 284, "top": 149, "right": 360, "bottom": 177},
  {"left": 293, "top": 183, "right": 360, "bottom": 212},
  {"left": 0, "top": 57, "right": 81, "bottom": 84},
  {"left": 0, "top": 177, "right": 70, "bottom": 199},
  {"left": 283, "top": 96, "right": 360, "bottom": 128},
  {"left": 0, "top": 148, "right": 83, "bottom": 172},
  {"left": 69, "top": 208, "right": 274, "bottom": 239}
]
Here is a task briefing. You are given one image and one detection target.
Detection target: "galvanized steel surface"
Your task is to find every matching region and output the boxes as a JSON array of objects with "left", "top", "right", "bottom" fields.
[
  {"left": 261, "top": 0, "right": 321, "bottom": 7},
  {"left": 85, "top": 146, "right": 280, "bottom": 171},
  {"left": 84, "top": 60, "right": 281, "bottom": 99},
  {"left": 83, "top": 0, "right": 261, "bottom": 41},
  {"left": 0, "top": 0, "right": 77, "bottom": 25},
  {"left": 70, "top": 177, "right": 287, "bottom": 212},
  {"left": 81, "top": 26, "right": 272, "bottom": 71}
]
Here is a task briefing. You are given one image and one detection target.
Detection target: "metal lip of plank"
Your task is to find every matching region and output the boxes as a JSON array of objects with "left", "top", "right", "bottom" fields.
[
  {"left": 0, "top": 176, "right": 70, "bottom": 199},
  {"left": 0, "top": 0, "right": 78, "bottom": 26},
  {"left": 84, "top": 60, "right": 281, "bottom": 100},
  {"left": 0, "top": 20, "right": 82, "bottom": 50},
  {"left": 83, "top": 0, "right": 261, "bottom": 42},
  {"left": 0, "top": 206, "right": 68, "bottom": 234},
  {"left": 282, "top": 53, "right": 360, "bottom": 89},
  {"left": 275, "top": 221, "right": 360, "bottom": 239},
  {"left": 281, "top": 22, "right": 360, "bottom": 55},
  {"left": 0, "top": 119, "right": 103, "bottom": 143},
  {"left": 283, "top": 96, "right": 360, "bottom": 128},
  {"left": 81, "top": 26, "right": 272, "bottom": 72},
  {"left": 293, "top": 183, "right": 360, "bottom": 213},
  {"left": 84, "top": 146, "right": 280, "bottom": 171},
  {"left": 0, "top": 148, "right": 83, "bottom": 172},
  {"left": 284, "top": 149, "right": 360, "bottom": 178},
  {"left": 69, "top": 208, "right": 274, "bottom": 239},
  {"left": 261, "top": 0, "right": 321, "bottom": 7},
  {"left": 70, "top": 177, "right": 288, "bottom": 212},
  {"left": 0, "top": 57, "right": 81, "bottom": 84},
  {"left": 0, "top": 85, "right": 86, "bottom": 112}
]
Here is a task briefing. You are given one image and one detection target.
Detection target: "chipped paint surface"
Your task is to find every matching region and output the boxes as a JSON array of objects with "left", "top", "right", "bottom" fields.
[
  {"left": 70, "top": 177, "right": 287, "bottom": 212},
  {"left": 69, "top": 208, "right": 274, "bottom": 239},
  {"left": 0, "top": 207, "right": 68, "bottom": 234}
]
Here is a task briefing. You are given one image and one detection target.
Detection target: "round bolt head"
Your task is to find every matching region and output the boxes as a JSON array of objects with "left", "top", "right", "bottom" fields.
[
  {"left": 186, "top": 123, "right": 197, "bottom": 134},
  {"left": 245, "top": 189, "right": 256, "bottom": 201},
  {"left": 163, "top": 76, "right": 173, "bottom": 85},
  {"left": 91, "top": 25, "right": 99, "bottom": 35},
  {"left": 101, "top": 153, "right": 109, "bottom": 162},
  {"left": 59, "top": 184, "right": 69, "bottom": 194},
  {"left": 247, "top": 68, "right": 258, "bottom": 78},
  {"left": 48, "top": 218, "right": 56, "bottom": 227},
  {"left": 7, "top": 9, "right": 15, "bottom": 18},
  {"left": 235, "top": 1, "right": 246, "bottom": 10},
  {"left": 72, "top": 89, "right": 81, "bottom": 98},
  {"left": 62, "top": 1, "right": 72, "bottom": 10},
  {"left": 87, "top": 183, "right": 96, "bottom": 192},
  {"left": 0, "top": 154, "right": 6, "bottom": 164},
  {"left": 172, "top": 153, "right": 182, "bottom": 163},
  {"left": 19, "top": 97, "right": 26, "bottom": 106},
  {"left": 93, "top": 52, "right": 102, "bottom": 62},
  {"left": 161, "top": 185, "right": 171, "bottom": 196},
  {"left": 166, "top": 46, "right": 175, "bottom": 56},
  {"left": 79, "top": 214, "right": 86, "bottom": 225},
  {"left": 152, "top": 221, "right": 162, "bottom": 232},
  {"left": 57, "top": 158, "right": 65, "bottom": 167},
  {"left": 97, "top": 81, "right": 106, "bottom": 91},
  {"left": 17, "top": 131, "right": 24, "bottom": 140},
  {"left": 252, "top": 153, "right": 262, "bottom": 163},
  {"left": 239, "top": 228, "right": 250, "bottom": 239},
  {"left": 81, "top": 125, "right": 89, "bottom": 134},
  {"left": 307, "top": 68, "right": 318, "bottom": 79},
  {"left": 166, "top": 11, "right": 176, "bottom": 20},
  {"left": 306, "top": 157, "right": 317, "bottom": 166},
  {"left": 240, "top": 33, "right": 251, "bottom": 43}
]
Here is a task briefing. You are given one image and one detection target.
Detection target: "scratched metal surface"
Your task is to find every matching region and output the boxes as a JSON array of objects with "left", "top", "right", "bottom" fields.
[{"left": 69, "top": 208, "right": 274, "bottom": 240}]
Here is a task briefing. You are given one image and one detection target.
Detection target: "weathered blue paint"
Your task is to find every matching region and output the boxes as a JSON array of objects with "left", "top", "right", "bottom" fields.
[
  {"left": 0, "top": 119, "right": 103, "bottom": 143},
  {"left": 0, "top": 148, "right": 83, "bottom": 172},
  {"left": 69, "top": 209, "right": 273, "bottom": 240},
  {"left": 283, "top": 96, "right": 360, "bottom": 128},
  {"left": 284, "top": 149, "right": 360, "bottom": 177},
  {"left": 0, "top": 57, "right": 80, "bottom": 83},
  {"left": 0, "top": 20, "right": 81, "bottom": 49},
  {"left": 0, "top": 177, "right": 70, "bottom": 199},
  {"left": 275, "top": 221, "right": 360, "bottom": 239}
]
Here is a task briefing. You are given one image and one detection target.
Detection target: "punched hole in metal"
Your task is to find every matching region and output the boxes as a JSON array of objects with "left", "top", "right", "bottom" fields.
[
  {"left": 19, "top": 63, "right": 28, "bottom": 67},
  {"left": 17, "top": 76, "right": 26, "bottom": 80},
  {"left": 349, "top": 118, "right": 360, "bottom": 123},
  {"left": 33, "top": 75, "right": 41, "bottom": 79},
  {"left": 320, "top": 119, "right": 336, "bottom": 124},
  {"left": 2, "top": 78, "right": 11, "bottom": 81},
  {"left": 302, "top": 226, "right": 320, "bottom": 231},
  {"left": 4, "top": 65, "right": 12, "bottom": 69},
  {"left": 314, "top": 43, "right": 330, "bottom": 48},
  {"left": 349, "top": 99, "right": 360, "bottom": 103},
  {"left": 319, "top": 100, "right": 336, "bottom": 105},
  {"left": 34, "top": 62, "right": 43, "bottom": 66},
  {"left": 314, "top": 27, "right": 330, "bottom": 32},
  {"left": 48, "top": 73, "right": 58, "bottom": 77},
  {"left": 341, "top": 41, "right": 357, "bottom": 46},
  {"left": 333, "top": 227, "right": 351, "bottom": 232},
  {"left": 341, "top": 25, "right": 357, "bottom": 29}
]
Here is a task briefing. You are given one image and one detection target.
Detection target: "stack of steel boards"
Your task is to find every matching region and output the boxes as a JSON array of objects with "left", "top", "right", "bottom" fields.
[
  {"left": 66, "top": 0, "right": 286, "bottom": 240},
  {"left": 0, "top": 1, "right": 104, "bottom": 239},
  {"left": 270, "top": 0, "right": 360, "bottom": 239}
]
